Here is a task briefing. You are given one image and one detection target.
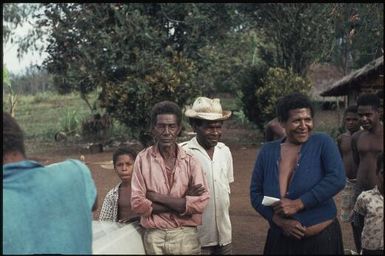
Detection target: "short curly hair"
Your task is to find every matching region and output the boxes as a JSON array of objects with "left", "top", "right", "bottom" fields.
[
  {"left": 344, "top": 105, "right": 358, "bottom": 116},
  {"left": 276, "top": 92, "right": 314, "bottom": 122},
  {"left": 112, "top": 147, "right": 138, "bottom": 167},
  {"left": 150, "top": 101, "right": 182, "bottom": 127},
  {"left": 357, "top": 93, "right": 380, "bottom": 110},
  {"left": 3, "top": 112, "right": 26, "bottom": 157}
]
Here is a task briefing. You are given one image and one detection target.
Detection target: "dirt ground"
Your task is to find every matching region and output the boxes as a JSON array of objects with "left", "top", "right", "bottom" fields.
[{"left": 30, "top": 140, "right": 356, "bottom": 255}]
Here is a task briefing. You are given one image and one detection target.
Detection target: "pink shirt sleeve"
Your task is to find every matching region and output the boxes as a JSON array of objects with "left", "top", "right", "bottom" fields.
[
  {"left": 182, "top": 156, "right": 210, "bottom": 216},
  {"left": 131, "top": 156, "right": 153, "bottom": 217}
]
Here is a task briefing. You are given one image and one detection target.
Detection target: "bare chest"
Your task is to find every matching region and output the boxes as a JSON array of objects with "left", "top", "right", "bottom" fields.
[
  {"left": 118, "top": 186, "right": 132, "bottom": 208},
  {"left": 357, "top": 133, "right": 383, "bottom": 155},
  {"left": 339, "top": 135, "right": 353, "bottom": 156},
  {"left": 279, "top": 144, "right": 301, "bottom": 197}
]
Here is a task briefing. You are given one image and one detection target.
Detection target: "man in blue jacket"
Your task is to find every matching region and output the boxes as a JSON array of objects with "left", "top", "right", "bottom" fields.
[{"left": 250, "top": 93, "right": 346, "bottom": 254}]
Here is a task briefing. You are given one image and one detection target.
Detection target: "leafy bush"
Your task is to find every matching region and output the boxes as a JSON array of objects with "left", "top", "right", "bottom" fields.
[{"left": 241, "top": 67, "right": 312, "bottom": 130}]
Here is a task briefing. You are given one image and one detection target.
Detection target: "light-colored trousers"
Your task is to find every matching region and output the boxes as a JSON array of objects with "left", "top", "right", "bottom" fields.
[
  {"left": 143, "top": 226, "right": 201, "bottom": 255},
  {"left": 340, "top": 178, "right": 356, "bottom": 223}
]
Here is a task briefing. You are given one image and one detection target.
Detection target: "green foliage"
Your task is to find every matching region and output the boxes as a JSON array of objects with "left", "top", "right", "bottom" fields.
[
  {"left": 239, "top": 64, "right": 269, "bottom": 131},
  {"left": 3, "top": 92, "right": 93, "bottom": 141},
  {"left": 59, "top": 109, "right": 81, "bottom": 135},
  {"left": 243, "top": 67, "right": 312, "bottom": 130},
  {"left": 3, "top": 3, "right": 45, "bottom": 58},
  {"left": 99, "top": 50, "right": 201, "bottom": 145},
  {"left": 197, "top": 30, "right": 258, "bottom": 95},
  {"left": 37, "top": 3, "right": 245, "bottom": 145},
  {"left": 3, "top": 66, "right": 11, "bottom": 86},
  {"left": 3, "top": 3, "right": 29, "bottom": 44},
  {"left": 232, "top": 110, "right": 250, "bottom": 126},
  {"left": 3, "top": 65, "right": 18, "bottom": 116},
  {"left": 328, "top": 3, "right": 384, "bottom": 72},
  {"left": 13, "top": 3, "right": 382, "bottom": 145},
  {"left": 240, "top": 3, "right": 337, "bottom": 75}
]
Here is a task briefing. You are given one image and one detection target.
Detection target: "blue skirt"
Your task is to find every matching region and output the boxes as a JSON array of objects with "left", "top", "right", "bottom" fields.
[{"left": 264, "top": 218, "right": 344, "bottom": 255}]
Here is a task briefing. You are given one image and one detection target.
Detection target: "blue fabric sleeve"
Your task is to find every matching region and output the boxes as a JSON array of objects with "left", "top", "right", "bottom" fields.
[
  {"left": 250, "top": 148, "right": 274, "bottom": 223},
  {"left": 299, "top": 134, "right": 346, "bottom": 209},
  {"left": 69, "top": 159, "right": 97, "bottom": 210}
]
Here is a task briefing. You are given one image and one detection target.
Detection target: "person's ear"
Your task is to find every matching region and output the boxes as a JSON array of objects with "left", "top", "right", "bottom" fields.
[{"left": 177, "top": 125, "right": 183, "bottom": 137}]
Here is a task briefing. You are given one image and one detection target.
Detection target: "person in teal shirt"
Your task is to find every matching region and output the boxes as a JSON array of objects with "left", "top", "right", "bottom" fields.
[{"left": 3, "top": 111, "right": 98, "bottom": 254}]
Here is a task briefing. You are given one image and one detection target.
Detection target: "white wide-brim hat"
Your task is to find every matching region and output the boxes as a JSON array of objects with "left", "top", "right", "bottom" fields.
[{"left": 185, "top": 97, "right": 232, "bottom": 121}]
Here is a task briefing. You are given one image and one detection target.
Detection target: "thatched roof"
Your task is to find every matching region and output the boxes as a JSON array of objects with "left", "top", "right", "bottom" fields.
[
  {"left": 307, "top": 63, "right": 344, "bottom": 100},
  {"left": 320, "top": 56, "right": 383, "bottom": 97}
]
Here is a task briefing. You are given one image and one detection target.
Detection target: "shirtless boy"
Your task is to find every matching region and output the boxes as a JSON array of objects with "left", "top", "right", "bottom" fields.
[
  {"left": 337, "top": 105, "right": 360, "bottom": 223},
  {"left": 351, "top": 93, "right": 383, "bottom": 252},
  {"left": 99, "top": 147, "right": 139, "bottom": 223}
]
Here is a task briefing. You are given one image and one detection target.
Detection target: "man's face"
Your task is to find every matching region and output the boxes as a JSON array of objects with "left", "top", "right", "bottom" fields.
[
  {"left": 357, "top": 105, "right": 380, "bottom": 131},
  {"left": 344, "top": 112, "right": 360, "bottom": 133},
  {"left": 114, "top": 154, "right": 135, "bottom": 183},
  {"left": 194, "top": 120, "right": 223, "bottom": 149},
  {"left": 281, "top": 108, "right": 313, "bottom": 145},
  {"left": 152, "top": 114, "right": 181, "bottom": 148}
]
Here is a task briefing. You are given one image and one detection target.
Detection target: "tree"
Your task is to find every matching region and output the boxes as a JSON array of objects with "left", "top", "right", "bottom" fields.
[
  {"left": 256, "top": 67, "right": 311, "bottom": 128},
  {"left": 3, "top": 65, "right": 17, "bottom": 117},
  {"left": 236, "top": 3, "right": 383, "bottom": 129},
  {"left": 3, "top": 3, "right": 46, "bottom": 59},
  {"left": 11, "top": 3, "right": 382, "bottom": 140},
  {"left": 238, "top": 3, "right": 336, "bottom": 76},
  {"left": 9, "top": 65, "right": 54, "bottom": 95},
  {"left": 329, "top": 3, "right": 384, "bottom": 73},
  {"left": 37, "top": 3, "right": 246, "bottom": 145}
]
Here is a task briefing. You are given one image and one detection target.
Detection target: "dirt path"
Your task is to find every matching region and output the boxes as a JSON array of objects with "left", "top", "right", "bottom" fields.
[{"left": 31, "top": 143, "right": 355, "bottom": 254}]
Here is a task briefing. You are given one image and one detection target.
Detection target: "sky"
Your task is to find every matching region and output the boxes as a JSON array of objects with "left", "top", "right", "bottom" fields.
[{"left": 3, "top": 19, "right": 48, "bottom": 75}]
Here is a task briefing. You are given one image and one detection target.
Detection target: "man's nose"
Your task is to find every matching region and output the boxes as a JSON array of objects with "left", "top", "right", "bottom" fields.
[{"left": 163, "top": 126, "right": 170, "bottom": 134}]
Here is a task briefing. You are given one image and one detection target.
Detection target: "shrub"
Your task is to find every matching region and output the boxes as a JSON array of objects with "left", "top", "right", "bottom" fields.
[
  {"left": 241, "top": 67, "right": 312, "bottom": 130},
  {"left": 59, "top": 109, "right": 81, "bottom": 135}
]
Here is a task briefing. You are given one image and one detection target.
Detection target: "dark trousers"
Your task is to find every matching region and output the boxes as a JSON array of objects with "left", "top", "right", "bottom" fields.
[
  {"left": 362, "top": 249, "right": 384, "bottom": 255},
  {"left": 201, "top": 243, "right": 232, "bottom": 255},
  {"left": 264, "top": 219, "right": 344, "bottom": 255},
  {"left": 352, "top": 212, "right": 364, "bottom": 253}
]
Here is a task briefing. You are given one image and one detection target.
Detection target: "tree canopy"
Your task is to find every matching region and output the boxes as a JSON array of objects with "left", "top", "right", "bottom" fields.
[{"left": 4, "top": 3, "right": 383, "bottom": 141}]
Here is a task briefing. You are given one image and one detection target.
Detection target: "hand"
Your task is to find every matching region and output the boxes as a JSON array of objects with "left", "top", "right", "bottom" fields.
[
  {"left": 272, "top": 214, "right": 306, "bottom": 240},
  {"left": 272, "top": 198, "right": 304, "bottom": 217},
  {"left": 118, "top": 216, "right": 140, "bottom": 224},
  {"left": 146, "top": 191, "right": 158, "bottom": 202},
  {"left": 186, "top": 184, "right": 206, "bottom": 196}
]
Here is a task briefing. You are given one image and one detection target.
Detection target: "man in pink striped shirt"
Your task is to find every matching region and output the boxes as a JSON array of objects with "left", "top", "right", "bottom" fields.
[{"left": 131, "top": 100, "right": 210, "bottom": 255}]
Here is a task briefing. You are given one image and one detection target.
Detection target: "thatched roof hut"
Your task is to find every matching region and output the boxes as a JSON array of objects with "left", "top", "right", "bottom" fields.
[{"left": 320, "top": 56, "right": 383, "bottom": 105}]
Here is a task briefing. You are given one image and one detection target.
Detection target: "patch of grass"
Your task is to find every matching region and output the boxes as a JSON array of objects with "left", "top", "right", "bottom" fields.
[
  {"left": 59, "top": 109, "right": 83, "bottom": 135},
  {"left": 3, "top": 92, "right": 97, "bottom": 142}
]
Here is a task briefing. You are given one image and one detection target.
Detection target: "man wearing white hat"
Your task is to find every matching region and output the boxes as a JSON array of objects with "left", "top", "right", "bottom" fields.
[{"left": 181, "top": 97, "right": 234, "bottom": 255}]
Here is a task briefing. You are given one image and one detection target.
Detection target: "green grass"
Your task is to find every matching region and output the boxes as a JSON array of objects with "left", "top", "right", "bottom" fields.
[
  {"left": 3, "top": 91, "right": 96, "bottom": 140},
  {"left": 3, "top": 91, "right": 136, "bottom": 154}
]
